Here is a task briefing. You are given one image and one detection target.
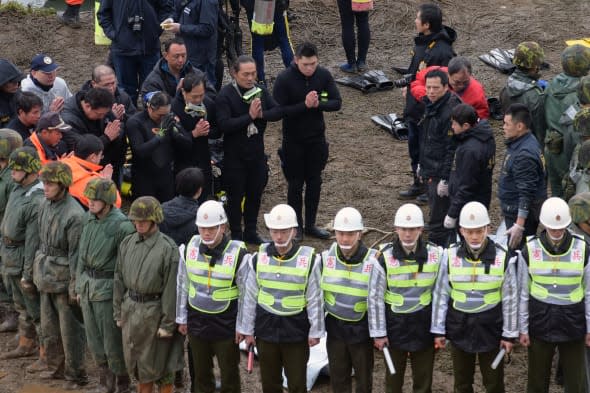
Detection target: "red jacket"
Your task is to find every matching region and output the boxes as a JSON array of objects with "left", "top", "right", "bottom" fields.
[{"left": 410, "top": 65, "right": 490, "bottom": 120}]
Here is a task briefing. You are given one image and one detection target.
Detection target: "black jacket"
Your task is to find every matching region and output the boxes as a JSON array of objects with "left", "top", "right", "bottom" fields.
[
  {"left": 6, "top": 117, "right": 33, "bottom": 141},
  {"left": 215, "top": 82, "right": 282, "bottom": 163},
  {"left": 174, "top": 0, "right": 219, "bottom": 69},
  {"left": 61, "top": 91, "right": 126, "bottom": 171},
  {"left": 403, "top": 26, "right": 457, "bottom": 122},
  {"left": 80, "top": 80, "right": 137, "bottom": 120},
  {"left": 140, "top": 58, "right": 199, "bottom": 100},
  {"left": 98, "top": 0, "right": 173, "bottom": 56},
  {"left": 171, "top": 92, "right": 219, "bottom": 174},
  {"left": 0, "top": 91, "right": 16, "bottom": 128},
  {"left": 160, "top": 195, "right": 199, "bottom": 246},
  {"left": 447, "top": 120, "right": 496, "bottom": 219},
  {"left": 522, "top": 231, "right": 587, "bottom": 343},
  {"left": 273, "top": 63, "right": 342, "bottom": 144},
  {"left": 419, "top": 91, "right": 462, "bottom": 180},
  {"left": 323, "top": 243, "right": 371, "bottom": 344}
]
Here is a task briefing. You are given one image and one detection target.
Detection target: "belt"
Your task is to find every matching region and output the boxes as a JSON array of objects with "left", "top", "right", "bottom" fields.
[
  {"left": 84, "top": 267, "right": 114, "bottom": 279},
  {"left": 40, "top": 245, "right": 67, "bottom": 257},
  {"left": 3, "top": 237, "right": 24, "bottom": 247},
  {"left": 128, "top": 289, "right": 161, "bottom": 303}
]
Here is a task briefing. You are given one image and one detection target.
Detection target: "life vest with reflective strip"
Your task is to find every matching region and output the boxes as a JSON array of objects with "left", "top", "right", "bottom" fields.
[
  {"left": 381, "top": 244, "right": 441, "bottom": 313},
  {"left": 256, "top": 244, "right": 314, "bottom": 316},
  {"left": 320, "top": 243, "right": 376, "bottom": 321},
  {"left": 527, "top": 235, "right": 585, "bottom": 304},
  {"left": 251, "top": 0, "right": 275, "bottom": 35},
  {"left": 185, "top": 236, "right": 245, "bottom": 314},
  {"left": 447, "top": 244, "right": 507, "bottom": 313},
  {"left": 351, "top": 0, "right": 373, "bottom": 12}
]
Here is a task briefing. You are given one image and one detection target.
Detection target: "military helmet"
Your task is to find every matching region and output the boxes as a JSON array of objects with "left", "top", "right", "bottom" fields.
[
  {"left": 83, "top": 178, "right": 117, "bottom": 205},
  {"left": 561, "top": 45, "right": 590, "bottom": 77},
  {"left": 39, "top": 161, "right": 72, "bottom": 187},
  {"left": 513, "top": 41, "right": 545, "bottom": 69},
  {"left": 8, "top": 146, "right": 41, "bottom": 173},
  {"left": 578, "top": 75, "right": 590, "bottom": 105},
  {"left": 569, "top": 192, "right": 590, "bottom": 224},
  {"left": 574, "top": 107, "right": 590, "bottom": 137},
  {"left": 579, "top": 140, "right": 590, "bottom": 169},
  {"left": 128, "top": 196, "right": 163, "bottom": 224},
  {"left": 0, "top": 129, "right": 23, "bottom": 160}
]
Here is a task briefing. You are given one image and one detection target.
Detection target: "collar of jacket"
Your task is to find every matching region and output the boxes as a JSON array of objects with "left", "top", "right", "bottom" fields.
[
  {"left": 199, "top": 234, "right": 230, "bottom": 265},
  {"left": 391, "top": 236, "right": 428, "bottom": 265},
  {"left": 336, "top": 242, "right": 368, "bottom": 264},
  {"left": 539, "top": 229, "right": 573, "bottom": 255},
  {"left": 424, "top": 91, "right": 452, "bottom": 113},
  {"left": 267, "top": 241, "right": 299, "bottom": 259},
  {"left": 30, "top": 74, "right": 53, "bottom": 92},
  {"left": 455, "top": 120, "right": 493, "bottom": 142},
  {"left": 505, "top": 130, "right": 533, "bottom": 146},
  {"left": 457, "top": 237, "right": 496, "bottom": 266}
]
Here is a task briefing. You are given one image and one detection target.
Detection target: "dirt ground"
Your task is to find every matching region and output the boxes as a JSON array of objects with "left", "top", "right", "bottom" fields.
[{"left": 1, "top": 0, "right": 590, "bottom": 392}]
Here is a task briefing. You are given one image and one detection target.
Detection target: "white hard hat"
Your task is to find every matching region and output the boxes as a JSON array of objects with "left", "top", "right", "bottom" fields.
[
  {"left": 540, "top": 197, "right": 571, "bottom": 229},
  {"left": 195, "top": 200, "right": 227, "bottom": 227},
  {"left": 333, "top": 207, "right": 364, "bottom": 231},
  {"left": 264, "top": 204, "right": 298, "bottom": 229},
  {"left": 394, "top": 203, "right": 424, "bottom": 228},
  {"left": 459, "top": 201, "right": 490, "bottom": 229}
]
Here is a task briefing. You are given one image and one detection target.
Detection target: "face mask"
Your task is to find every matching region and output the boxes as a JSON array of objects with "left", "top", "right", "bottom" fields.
[
  {"left": 401, "top": 241, "right": 417, "bottom": 248},
  {"left": 185, "top": 102, "right": 207, "bottom": 119},
  {"left": 338, "top": 233, "right": 360, "bottom": 251},
  {"left": 548, "top": 232, "right": 564, "bottom": 242},
  {"left": 274, "top": 230, "right": 293, "bottom": 248},
  {"left": 201, "top": 227, "right": 221, "bottom": 246},
  {"left": 468, "top": 242, "right": 483, "bottom": 250}
]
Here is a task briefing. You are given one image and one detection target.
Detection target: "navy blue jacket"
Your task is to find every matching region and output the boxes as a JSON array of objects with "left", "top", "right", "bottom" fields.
[
  {"left": 160, "top": 195, "right": 199, "bottom": 246},
  {"left": 174, "top": 0, "right": 218, "bottom": 70},
  {"left": 98, "top": 0, "right": 174, "bottom": 56},
  {"left": 447, "top": 120, "right": 496, "bottom": 219},
  {"left": 498, "top": 131, "right": 546, "bottom": 218}
]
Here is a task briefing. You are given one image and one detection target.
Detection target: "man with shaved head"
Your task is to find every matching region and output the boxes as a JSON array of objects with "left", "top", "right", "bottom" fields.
[{"left": 81, "top": 65, "right": 136, "bottom": 121}]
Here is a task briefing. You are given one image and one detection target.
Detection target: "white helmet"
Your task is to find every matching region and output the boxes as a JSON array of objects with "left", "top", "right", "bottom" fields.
[
  {"left": 264, "top": 204, "right": 298, "bottom": 229},
  {"left": 195, "top": 200, "right": 227, "bottom": 227},
  {"left": 333, "top": 207, "right": 364, "bottom": 231},
  {"left": 540, "top": 197, "right": 571, "bottom": 229},
  {"left": 459, "top": 202, "right": 490, "bottom": 229},
  {"left": 394, "top": 203, "right": 424, "bottom": 228}
]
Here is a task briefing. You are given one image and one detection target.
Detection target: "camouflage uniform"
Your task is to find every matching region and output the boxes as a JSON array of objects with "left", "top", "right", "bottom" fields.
[
  {"left": 500, "top": 41, "right": 546, "bottom": 143},
  {"left": 75, "top": 179, "right": 135, "bottom": 390},
  {"left": 544, "top": 45, "right": 590, "bottom": 197},
  {"left": 114, "top": 197, "right": 183, "bottom": 384},
  {"left": 34, "top": 162, "right": 87, "bottom": 384},
  {"left": 564, "top": 108, "right": 590, "bottom": 200}
]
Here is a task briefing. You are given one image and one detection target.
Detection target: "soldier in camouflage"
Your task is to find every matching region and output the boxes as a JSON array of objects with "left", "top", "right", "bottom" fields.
[
  {"left": 500, "top": 41, "right": 547, "bottom": 143},
  {"left": 115, "top": 196, "right": 183, "bottom": 393},
  {"left": 544, "top": 45, "right": 590, "bottom": 197},
  {"left": 564, "top": 107, "right": 590, "bottom": 200},
  {"left": 75, "top": 178, "right": 135, "bottom": 393},
  {"left": 0, "top": 147, "right": 44, "bottom": 364},
  {"left": 0, "top": 129, "right": 23, "bottom": 332},
  {"left": 34, "top": 161, "right": 87, "bottom": 389}
]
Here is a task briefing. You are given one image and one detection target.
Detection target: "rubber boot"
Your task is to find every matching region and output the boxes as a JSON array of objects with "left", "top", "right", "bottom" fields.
[
  {"left": 158, "top": 384, "right": 173, "bottom": 393},
  {"left": 57, "top": 5, "right": 81, "bottom": 28},
  {"left": 0, "top": 335, "right": 37, "bottom": 359},
  {"left": 399, "top": 173, "right": 424, "bottom": 199},
  {"left": 0, "top": 310, "right": 18, "bottom": 332},
  {"left": 26, "top": 345, "right": 49, "bottom": 373},
  {"left": 115, "top": 375, "right": 131, "bottom": 393}
]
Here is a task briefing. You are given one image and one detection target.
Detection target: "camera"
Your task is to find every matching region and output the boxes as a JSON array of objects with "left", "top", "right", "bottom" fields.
[
  {"left": 128, "top": 15, "right": 143, "bottom": 32},
  {"left": 393, "top": 74, "right": 412, "bottom": 88}
]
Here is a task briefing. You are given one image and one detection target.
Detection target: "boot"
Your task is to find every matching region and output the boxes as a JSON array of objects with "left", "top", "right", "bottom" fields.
[
  {"left": 137, "top": 382, "right": 153, "bottom": 393},
  {"left": 158, "top": 384, "right": 173, "bottom": 393},
  {"left": 115, "top": 375, "right": 131, "bottom": 393},
  {"left": 399, "top": 174, "right": 424, "bottom": 199},
  {"left": 0, "top": 335, "right": 37, "bottom": 359},
  {"left": 57, "top": 5, "right": 81, "bottom": 28},
  {"left": 26, "top": 345, "right": 49, "bottom": 373},
  {"left": 0, "top": 311, "right": 18, "bottom": 332}
]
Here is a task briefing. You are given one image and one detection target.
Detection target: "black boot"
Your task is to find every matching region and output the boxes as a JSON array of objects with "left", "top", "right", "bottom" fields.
[
  {"left": 57, "top": 5, "right": 81, "bottom": 28},
  {"left": 305, "top": 226, "right": 330, "bottom": 240},
  {"left": 399, "top": 174, "right": 424, "bottom": 199}
]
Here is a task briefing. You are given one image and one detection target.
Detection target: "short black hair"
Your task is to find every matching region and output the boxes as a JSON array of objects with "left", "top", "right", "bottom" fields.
[
  {"left": 164, "top": 36, "right": 185, "bottom": 53},
  {"left": 176, "top": 167, "right": 204, "bottom": 197},
  {"left": 295, "top": 41, "right": 318, "bottom": 58},
  {"left": 182, "top": 70, "right": 207, "bottom": 92},
  {"left": 451, "top": 104, "right": 478, "bottom": 126},
  {"left": 425, "top": 69, "right": 449, "bottom": 85},
  {"left": 146, "top": 91, "right": 171, "bottom": 109},
  {"left": 16, "top": 91, "right": 43, "bottom": 114},
  {"left": 83, "top": 88, "right": 114, "bottom": 109},
  {"left": 505, "top": 103, "right": 532, "bottom": 130},
  {"left": 448, "top": 56, "right": 472, "bottom": 75},
  {"left": 74, "top": 134, "right": 104, "bottom": 159},
  {"left": 232, "top": 55, "right": 256, "bottom": 73},
  {"left": 418, "top": 3, "right": 443, "bottom": 33}
]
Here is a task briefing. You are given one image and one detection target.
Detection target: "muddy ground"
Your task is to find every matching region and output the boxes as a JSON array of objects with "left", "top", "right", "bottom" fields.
[{"left": 1, "top": 0, "right": 590, "bottom": 391}]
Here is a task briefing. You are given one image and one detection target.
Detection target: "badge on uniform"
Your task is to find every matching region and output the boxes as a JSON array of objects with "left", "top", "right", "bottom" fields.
[
  {"left": 387, "top": 256, "right": 398, "bottom": 267},
  {"left": 572, "top": 249, "right": 582, "bottom": 263},
  {"left": 297, "top": 256, "right": 308, "bottom": 268},
  {"left": 325, "top": 256, "right": 336, "bottom": 269},
  {"left": 532, "top": 248, "right": 542, "bottom": 261},
  {"left": 223, "top": 255, "right": 234, "bottom": 266},
  {"left": 452, "top": 256, "right": 461, "bottom": 267},
  {"left": 259, "top": 253, "right": 269, "bottom": 265},
  {"left": 427, "top": 251, "right": 438, "bottom": 264},
  {"left": 189, "top": 248, "right": 198, "bottom": 260},
  {"left": 363, "top": 263, "right": 373, "bottom": 273}
]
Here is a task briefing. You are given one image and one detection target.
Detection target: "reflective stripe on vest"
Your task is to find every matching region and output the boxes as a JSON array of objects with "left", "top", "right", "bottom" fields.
[
  {"left": 381, "top": 244, "right": 441, "bottom": 313},
  {"left": 251, "top": 0, "right": 275, "bottom": 35},
  {"left": 256, "top": 244, "right": 314, "bottom": 316},
  {"left": 320, "top": 244, "right": 376, "bottom": 321},
  {"left": 447, "top": 245, "right": 506, "bottom": 313},
  {"left": 185, "top": 236, "right": 244, "bottom": 314},
  {"left": 527, "top": 236, "right": 585, "bottom": 304}
]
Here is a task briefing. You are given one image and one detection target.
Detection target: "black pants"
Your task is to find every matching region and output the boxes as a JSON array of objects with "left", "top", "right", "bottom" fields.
[
  {"left": 408, "top": 121, "right": 421, "bottom": 173},
  {"left": 336, "top": 0, "right": 370, "bottom": 64},
  {"left": 281, "top": 139, "right": 328, "bottom": 229},
  {"left": 427, "top": 177, "right": 452, "bottom": 247},
  {"left": 223, "top": 156, "right": 268, "bottom": 237},
  {"left": 132, "top": 167, "right": 175, "bottom": 203},
  {"left": 451, "top": 345, "right": 504, "bottom": 393}
]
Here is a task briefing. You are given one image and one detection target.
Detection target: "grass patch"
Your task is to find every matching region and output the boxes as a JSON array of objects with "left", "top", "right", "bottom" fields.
[{"left": 0, "top": 1, "right": 55, "bottom": 16}]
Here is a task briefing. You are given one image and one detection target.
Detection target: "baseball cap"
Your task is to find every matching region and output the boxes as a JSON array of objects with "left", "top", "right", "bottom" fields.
[
  {"left": 30, "top": 54, "right": 59, "bottom": 73},
  {"left": 36, "top": 112, "right": 71, "bottom": 133}
]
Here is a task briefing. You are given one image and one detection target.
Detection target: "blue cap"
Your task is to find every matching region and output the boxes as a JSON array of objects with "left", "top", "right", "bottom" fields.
[{"left": 30, "top": 54, "right": 58, "bottom": 72}]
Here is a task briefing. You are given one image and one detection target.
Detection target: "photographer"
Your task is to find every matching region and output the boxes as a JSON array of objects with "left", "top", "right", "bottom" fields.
[{"left": 126, "top": 91, "right": 191, "bottom": 202}]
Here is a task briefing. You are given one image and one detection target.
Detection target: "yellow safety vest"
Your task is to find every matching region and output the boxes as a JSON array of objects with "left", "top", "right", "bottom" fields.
[{"left": 251, "top": 0, "right": 275, "bottom": 35}]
